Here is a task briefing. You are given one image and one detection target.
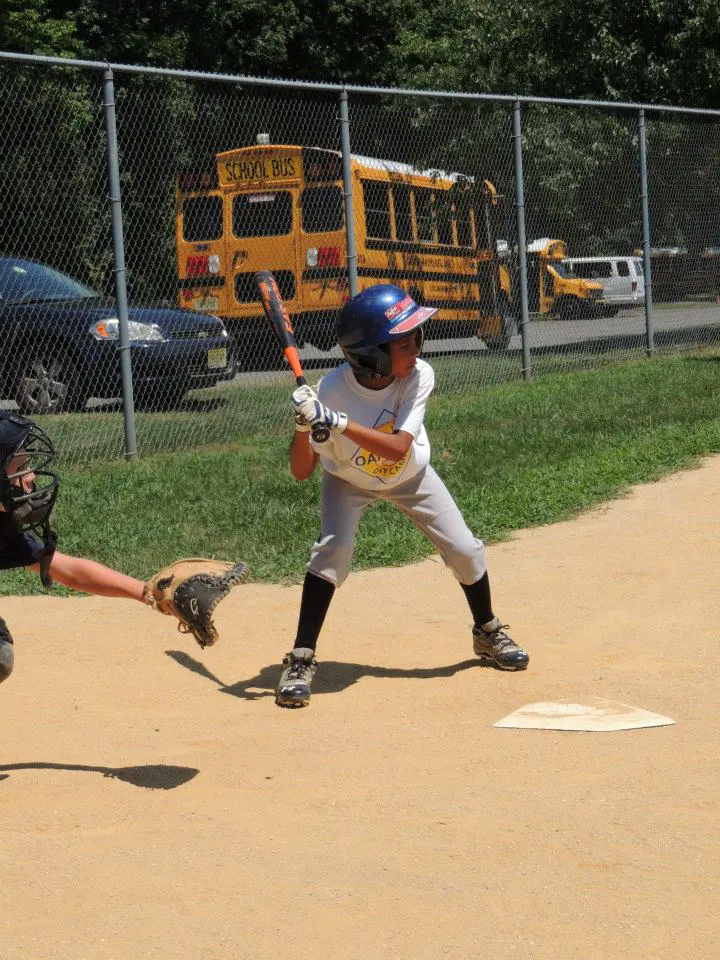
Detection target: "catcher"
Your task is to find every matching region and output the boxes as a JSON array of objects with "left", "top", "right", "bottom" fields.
[{"left": 0, "top": 410, "right": 249, "bottom": 685}]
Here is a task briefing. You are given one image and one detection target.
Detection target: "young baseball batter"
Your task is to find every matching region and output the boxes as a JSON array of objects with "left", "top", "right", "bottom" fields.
[
  {"left": 277, "top": 283, "right": 529, "bottom": 708},
  {"left": 0, "top": 411, "right": 247, "bottom": 685}
]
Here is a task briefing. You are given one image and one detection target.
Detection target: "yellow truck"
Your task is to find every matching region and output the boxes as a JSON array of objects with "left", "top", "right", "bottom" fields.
[{"left": 525, "top": 238, "right": 604, "bottom": 319}]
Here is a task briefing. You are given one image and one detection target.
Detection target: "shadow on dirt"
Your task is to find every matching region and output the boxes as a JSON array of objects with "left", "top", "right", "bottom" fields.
[
  {"left": 0, "top": 761, "right": 199, "bottom": 789},
  {"left": 166, "top": 649, "right": 492, "bottom": 702}
]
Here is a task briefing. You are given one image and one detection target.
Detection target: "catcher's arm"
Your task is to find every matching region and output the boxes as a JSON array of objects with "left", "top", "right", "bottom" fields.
[
  {"left": 0, "top": 616, "right": 14, "bottom": 683},
  {"left": 144, "top": 558, "right": 250, "bottom": 648}
]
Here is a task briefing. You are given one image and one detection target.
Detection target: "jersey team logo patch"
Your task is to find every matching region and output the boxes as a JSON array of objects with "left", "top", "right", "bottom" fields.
[{"left": 350, "top": 409, "right": 411, "bottom": 483}]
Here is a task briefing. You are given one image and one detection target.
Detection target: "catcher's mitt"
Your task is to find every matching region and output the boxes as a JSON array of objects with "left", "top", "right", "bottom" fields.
[{"left": 144, "top": 558, "right": 250, "bottom": 648}]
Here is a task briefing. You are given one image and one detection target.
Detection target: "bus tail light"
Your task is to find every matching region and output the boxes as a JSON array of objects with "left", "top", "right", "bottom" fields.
[
  {"left": 183, "top": 289, "right": 194, "bottom": 302},
  {"left": 318, "top": 246, "right": 341, "bottom": 267},
  {"left": 307, "top": 247, "right": 342, "bottom": 268},
  {"left": 187, "top": 255, "right": 208, "bottom": 276},
  {"left": 187, "top": 254, "right": 220, "bottom": 276},
  {"left": 632, "top": 280, "right": 638, "bottom": 292}
]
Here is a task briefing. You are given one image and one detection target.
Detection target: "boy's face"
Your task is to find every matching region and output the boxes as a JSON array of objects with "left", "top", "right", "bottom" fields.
[
  {"left": 389, "top": 329, "right": 422, "bottom": 378},
  {"left": 8, "top": 454, "right": 35, "bottom": 492},
  {"left": 0, "top": 455, "right": 35, "bottom": 514}
]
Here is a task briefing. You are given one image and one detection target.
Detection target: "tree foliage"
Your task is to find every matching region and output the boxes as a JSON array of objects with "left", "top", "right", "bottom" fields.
[{"left": 0, "top": 0, "right": 718, "bottom": 300}]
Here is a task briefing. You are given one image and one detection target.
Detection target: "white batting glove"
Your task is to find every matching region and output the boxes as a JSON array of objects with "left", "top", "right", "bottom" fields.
[
  {"left": 292, "top": 384, "right": 318, "bottom": 406},
  {"left": 291, "top": 385, "right": 317, "bottom": 432},
  {"left": 293, "top": 409, "right": 312, "bottom": 432},
  {"left": 308, "top": 401, "right": 349, "bottom": 434}
]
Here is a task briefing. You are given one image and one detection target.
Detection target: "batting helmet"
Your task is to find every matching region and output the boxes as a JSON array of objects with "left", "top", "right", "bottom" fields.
[
  {"left": 336, "top": 284, "right": 437, "bottom": 378},
  {"left": 0, "top": 411, "right": 59, "bottom": 531}
]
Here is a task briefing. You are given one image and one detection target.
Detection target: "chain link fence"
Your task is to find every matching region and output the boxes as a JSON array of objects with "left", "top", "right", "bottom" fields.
[{"left": 1, "top": 53, "right": 719, "bottom": 465}]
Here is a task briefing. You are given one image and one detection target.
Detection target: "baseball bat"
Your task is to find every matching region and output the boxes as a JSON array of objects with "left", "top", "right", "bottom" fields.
[{"left": 254, "top": 270, "right": 330, "bottom": 443}]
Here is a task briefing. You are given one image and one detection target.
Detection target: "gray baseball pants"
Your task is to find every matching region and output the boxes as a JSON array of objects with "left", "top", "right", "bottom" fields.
[{"left": 308, "top": 465, "right": 487, "bottom": 587}]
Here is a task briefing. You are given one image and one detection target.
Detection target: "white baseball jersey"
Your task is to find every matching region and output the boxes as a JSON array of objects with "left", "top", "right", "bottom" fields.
[{"left": 310, "top": 359, "right": 434, "bottom": 490}]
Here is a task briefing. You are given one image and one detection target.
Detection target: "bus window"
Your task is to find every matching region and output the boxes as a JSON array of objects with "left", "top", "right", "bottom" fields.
[
  {"left": 232, "top": 192, "right": 293, "bottom": 238},
  {"left": 434, "top": 193, "right": 454, "bottom": 246},
  {"left": 361, "top": 180, "right": 392, "bottom": 239},
  {"left": 182, "top": 196, "right": 223, "bottom": 242},
  {"left": 414, "top": 187, "right": 435, "bottom": 243},
  {"left": 392, "top": 184, "right": 414, "bottom": 242},
  {"left": 301, "top": 186, "right": 344, "bottom": 233}
]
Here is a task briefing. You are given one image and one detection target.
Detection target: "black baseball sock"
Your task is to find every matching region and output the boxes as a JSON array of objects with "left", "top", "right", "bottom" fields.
[
  {"left": 461, "top": 573, "right": 494, "bottom": 628},
  {"left": 294, "top": 571, "right": 336, "bottom": 652}
]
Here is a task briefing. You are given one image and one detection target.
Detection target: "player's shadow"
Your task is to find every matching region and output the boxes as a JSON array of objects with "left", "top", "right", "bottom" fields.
[
  {"left": 166, "top": 649, "right": 488, "bottom": 701},
  {"left": 0, "top": 762, "right": 199, "bottom": 790}
]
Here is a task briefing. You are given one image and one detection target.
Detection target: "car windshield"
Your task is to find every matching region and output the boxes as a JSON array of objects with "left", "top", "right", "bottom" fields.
[{"left": 0, "top": 259, "right": 99, "bottom": 304}]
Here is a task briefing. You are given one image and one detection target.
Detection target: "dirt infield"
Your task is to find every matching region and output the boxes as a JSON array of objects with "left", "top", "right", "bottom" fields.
[{"left": 2, "top": 457, "right": 720, "bottom": 960}]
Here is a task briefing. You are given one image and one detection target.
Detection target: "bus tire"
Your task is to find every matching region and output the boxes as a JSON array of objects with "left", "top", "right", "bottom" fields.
[
  {"left": 484, "top": 295, "right": 515, "bottom": 351},
  {"left": 557, "top": 296, "right": 579, "bottom": 321}
]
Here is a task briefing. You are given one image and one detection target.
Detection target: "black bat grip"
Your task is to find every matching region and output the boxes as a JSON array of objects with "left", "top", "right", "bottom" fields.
[{"left": 295, "top": 375, "right": 330, "bottom": 443}]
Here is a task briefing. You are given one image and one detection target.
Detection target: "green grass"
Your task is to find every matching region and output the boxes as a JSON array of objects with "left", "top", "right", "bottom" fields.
[{"left": 4, "top": 350, "right": 720, "bottom": 595}]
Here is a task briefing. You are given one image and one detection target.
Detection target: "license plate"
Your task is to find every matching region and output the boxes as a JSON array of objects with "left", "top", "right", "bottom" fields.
[
  {"left": 207, "top": 347, "right": 227, "bottom": 370},
  {"left": 194, "top": 295, "right": 219, "bottom": 312}
]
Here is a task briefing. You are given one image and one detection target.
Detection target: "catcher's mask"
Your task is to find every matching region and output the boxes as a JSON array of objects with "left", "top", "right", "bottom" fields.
[{"left": 0, "top": 411, "right": 59, "bottom": 587}]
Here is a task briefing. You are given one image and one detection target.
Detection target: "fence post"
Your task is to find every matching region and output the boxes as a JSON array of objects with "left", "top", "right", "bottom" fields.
[
  {"left": 101, "top": 67, "right": 138, "bottom": 460},
  {"left": 338, "top": 88, "right": 359, "bottom": 298},
  {"left": 637, "top": 108, "right": 655, "bottom": 357},
  {"left": 512, "top": 100, "right": 532, "bottom": 380}
]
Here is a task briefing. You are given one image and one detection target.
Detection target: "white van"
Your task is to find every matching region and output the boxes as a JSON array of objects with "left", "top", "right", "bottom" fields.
[{"left": 562, "top": 256, "right": 645, "bottom": 310}]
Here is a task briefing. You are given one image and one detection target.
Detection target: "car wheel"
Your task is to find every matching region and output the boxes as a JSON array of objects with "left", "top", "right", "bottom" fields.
[{"left": 15, "top": 351, "right": 87, "bottom": 415}]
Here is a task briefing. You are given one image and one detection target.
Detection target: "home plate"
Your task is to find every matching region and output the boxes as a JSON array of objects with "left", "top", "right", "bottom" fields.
[{"left": 493, "top": 697, "right": 675, "bottom": 732}]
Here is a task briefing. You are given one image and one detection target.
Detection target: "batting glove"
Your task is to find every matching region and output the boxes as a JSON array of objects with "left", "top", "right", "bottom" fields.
[
  {"left": 291, "top": 385, "right": 318, "bottom": 432},
  {"left": 309, "top": 401, "right": 349, "bottom": 434},
  {"left": 293, "top": 409, "right": 312, "bottom": 432},
  {"left": 292, "top": 384, "right": 318, "bottom": 407}
]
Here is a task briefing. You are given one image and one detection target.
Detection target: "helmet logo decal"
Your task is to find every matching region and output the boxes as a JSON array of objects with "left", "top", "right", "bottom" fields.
[{"left": 385, "top": 295, "right": 414, "bottom": 320}]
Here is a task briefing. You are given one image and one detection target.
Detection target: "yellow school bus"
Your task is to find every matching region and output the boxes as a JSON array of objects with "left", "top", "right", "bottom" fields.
[
  {"left": 176, "top": 142, "right": 513, "bottom": 365},
  {"left": 525, "top": 239, "right": 604, "bottom": 318}
]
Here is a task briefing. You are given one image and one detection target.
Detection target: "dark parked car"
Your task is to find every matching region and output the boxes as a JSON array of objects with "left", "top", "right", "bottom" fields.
[{"left": 0, "top": 257, "right": 233, "bottom": 413}]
